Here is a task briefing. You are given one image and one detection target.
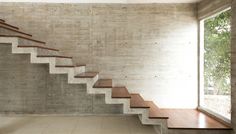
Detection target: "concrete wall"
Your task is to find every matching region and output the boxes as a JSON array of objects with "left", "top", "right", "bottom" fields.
[
  {"left": 0, "top": 3, "right": 198, "bottom": 108},
  {"left": 231, "top": 0, "right": 236, "bottom": 133},
  {"left": 198, "top": 0, "right": 232, "bottom": 20},
  {"left": 0, "top": 44, "right": 122, "bottom": 114}
]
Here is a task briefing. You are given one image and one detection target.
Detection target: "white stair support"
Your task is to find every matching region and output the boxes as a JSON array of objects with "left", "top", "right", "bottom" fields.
[{"left": 0, "top": 37, "right": 167, "bottom": 134}]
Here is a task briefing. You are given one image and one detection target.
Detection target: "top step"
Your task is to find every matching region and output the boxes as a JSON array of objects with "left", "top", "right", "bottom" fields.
[
  {"left": 0, "top": 19, "right": 5, "bottom": 23},
  {"left": 0, "top": 19, "right": 19, "bottom": 30},
  {"left": 0, "top": 21, "right": 19, "bottom": 30},
  {"left": 0, "top": 35, "right": 46, "bottom": 44},
  {"left": 0, "top": 24, "right": 32, "bottom": 37}
]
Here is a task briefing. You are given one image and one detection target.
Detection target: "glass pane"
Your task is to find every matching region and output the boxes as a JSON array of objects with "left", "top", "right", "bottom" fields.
[{"left": 201, "top": 9, "right": 231, "bottom": 120}]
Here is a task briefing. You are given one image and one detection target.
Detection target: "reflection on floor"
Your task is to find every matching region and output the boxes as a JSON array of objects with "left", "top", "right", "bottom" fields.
[{"left": 0, "top": 115, "right": 156, "bottom": 134}]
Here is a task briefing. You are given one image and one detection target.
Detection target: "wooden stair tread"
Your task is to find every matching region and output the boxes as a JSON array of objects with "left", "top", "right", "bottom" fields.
[
  {"left": 0, "top": 21, "right": 19, "bottom": 30},
  {"left": 147, "top": 101, "right": 231, "bottom": 129},
  {"left": 18, "top": 45, "right": 59, "bottom": 51},
  {"left": 75, "top": 72, "right": 98, "bottom": 78},
  {"left": 130, "top": 94, "right": 150, "bottom": 108},
  {"left": 93, "top": 79, "right": 112, "bottom": 88},
  {"left": 146, "top": 101, "right": 169, "bottom": 119},
  {"left": 37, "top": 55, "right": 72, "bottom": 59},
  {"left": 0, "top": 35, "right": 46, "bottom": 44},
  {"left": 112, "top": 87, "right": 131, "bottom": 98},
  {"left": 56, "top": 65, "right": 75, "bottom": 68},
  {"left": 55, "top": 64, "right": 86, "bottom": 68},
  {"left": 76, "top": 64, "right": 86, "bottom": 67},
  {"left": 0, "top": 19, "right": 5, "bottom": 22},
  {"left": 0, "top": 24, "right": 32, "bottom": 37},
  {"left": 145, "top": 104, "right": 231, "bottom": 129},
  {"left": 166, "top": 109, "right": 231, "bottom": 129}
]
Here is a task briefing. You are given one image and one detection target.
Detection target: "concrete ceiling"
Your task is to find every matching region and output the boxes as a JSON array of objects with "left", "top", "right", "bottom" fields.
[{"left": 0, "top": 0, "right": 203, "bottom": 3}]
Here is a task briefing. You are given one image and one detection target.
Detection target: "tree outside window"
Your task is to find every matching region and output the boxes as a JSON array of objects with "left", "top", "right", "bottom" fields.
[{"left": 202, "top": 9, "right": 231, "bottom": 120}]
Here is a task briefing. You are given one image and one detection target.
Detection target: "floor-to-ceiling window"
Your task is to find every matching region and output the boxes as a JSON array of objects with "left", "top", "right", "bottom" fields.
[{"left": 199, "top": 8, "right": 231, "bottom": 122}]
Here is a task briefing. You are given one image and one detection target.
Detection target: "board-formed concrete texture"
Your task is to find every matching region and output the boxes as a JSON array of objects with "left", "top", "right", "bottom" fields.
[
  {"left": 198, "top": 0, "right": 232, "bottom": 20},
  {"left": 0, "top": 44, "right": 123, "bottom": 114},
  {"left": 1, "top": 3, "right": 198, "bottom": 108}
]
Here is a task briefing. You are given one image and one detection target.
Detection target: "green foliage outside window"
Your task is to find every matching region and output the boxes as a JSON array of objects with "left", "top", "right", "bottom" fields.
[{"left": 204, "top": 10, "right": 231, "bottom": 95}]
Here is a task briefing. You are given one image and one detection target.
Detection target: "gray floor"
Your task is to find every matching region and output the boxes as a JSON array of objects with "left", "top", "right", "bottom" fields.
[{"left": 0, "top": 115, "right": 157, "bottom": 134}]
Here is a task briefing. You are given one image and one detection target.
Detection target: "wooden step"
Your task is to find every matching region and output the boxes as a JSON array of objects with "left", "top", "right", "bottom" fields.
[
  {"left": 0, "top": 24, "right": 32, "bottom": 37},
  {"left": 0, "top": 21, "right": 19, "bottom": 30},
  {"left": 145, "top": 102, "right": 231, "bottom": 129},
  {"left": 147, "top": 101, "right": 231, "bottom": 129},
  {"left": 0, "top": 19, "right": 5, "bottom": 22},
  {"left": 76, "top": 64, "right": 86, "bottom": 67},
  {"left": 37, "top": 55, "right": 72, "bottom": 59},
  {"left": 55, "top": 65, "right": 76, "bottom": 68},
  {"left": 146, "top": 101, "right": 169, "bottom": 119},
  {"left": 0, "top": 35, "right": 46, "bottom": 44},
  {"left": 93, "top": 79, "right": 112, "bottom": 88},
  {"left": 112, "top": 87, "right": 131, "bottom": 98},
  {"left": 130, "top": 94, "right": 150, "bottom": 108},
  {"left": 75, "top": 72, "right": 98, "bottom": 78},
  {"left": 18, "top": 45, "right": 59, "bottom": 51},
  {"left": 173, "top": 110, "right": 231, "bottom": 129},
  {"left": 55, "top": 64, "right": 86, "bottom": 68},
  {"left": 167, "top": 109, "right": 231, "bottom": 129}
]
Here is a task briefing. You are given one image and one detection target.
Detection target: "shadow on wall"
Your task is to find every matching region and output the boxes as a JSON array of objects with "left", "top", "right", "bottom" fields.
[{"left": 0, "top": 44, "right": 122, "bottom": 114}]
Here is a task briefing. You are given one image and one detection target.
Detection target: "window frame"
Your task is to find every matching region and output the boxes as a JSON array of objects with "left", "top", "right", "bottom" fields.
[{"left": 198, "top": 7, "right": 232, "bottom": 124}]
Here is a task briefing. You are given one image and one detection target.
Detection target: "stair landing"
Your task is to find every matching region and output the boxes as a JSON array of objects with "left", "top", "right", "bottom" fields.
[
  {"left": 165, "top": 109, "right": 231, "bottom": 129},
  {"left": 146, "top": 101, "right": 231, "bottom": 129}
]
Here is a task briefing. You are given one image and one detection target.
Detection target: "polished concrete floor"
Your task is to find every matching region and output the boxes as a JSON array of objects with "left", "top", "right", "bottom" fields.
[{"left": 0, "top": 115, "right": 157, "bottom": 134}]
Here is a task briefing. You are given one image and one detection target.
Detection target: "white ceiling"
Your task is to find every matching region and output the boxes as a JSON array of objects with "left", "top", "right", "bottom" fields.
[{"left": 0, "top": 0, "right": 203, "bottom": 3}]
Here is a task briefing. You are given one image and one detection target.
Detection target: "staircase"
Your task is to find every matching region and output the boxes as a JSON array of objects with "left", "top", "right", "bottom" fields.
[{"left": 0, "top": 18, "right": 232, "bottom": 134}]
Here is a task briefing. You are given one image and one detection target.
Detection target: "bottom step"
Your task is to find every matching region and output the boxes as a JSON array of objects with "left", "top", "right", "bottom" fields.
[
  {"left": 147, "top": 101, "right": 231, "bottom": 130},
  {"left": 167, "top": 129, "right": 231, "bottom": 134},
  {"left": 166, "top": 109, "right": 231, "bottom": 129}
]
